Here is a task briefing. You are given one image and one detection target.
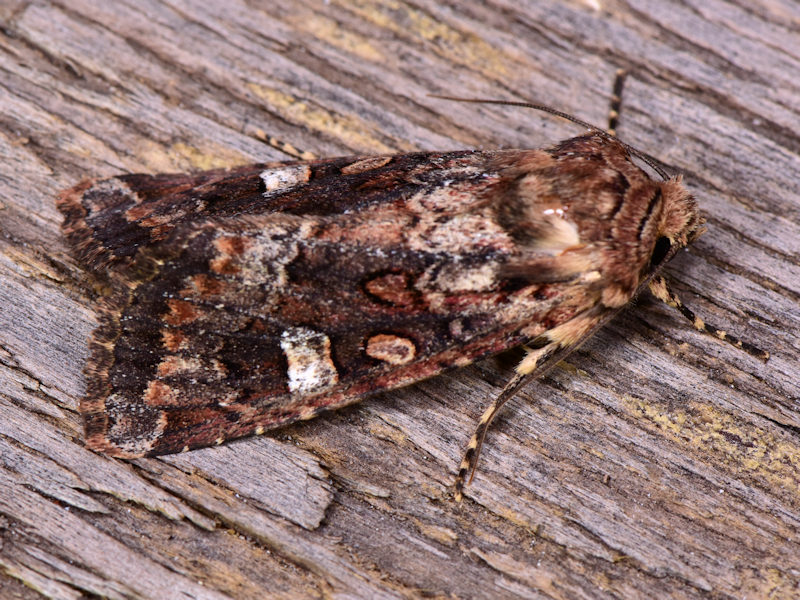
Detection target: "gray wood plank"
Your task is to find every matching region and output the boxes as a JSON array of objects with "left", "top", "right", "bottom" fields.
[{"left": 1, "top": 1, "right": 798, "bottom": 598}]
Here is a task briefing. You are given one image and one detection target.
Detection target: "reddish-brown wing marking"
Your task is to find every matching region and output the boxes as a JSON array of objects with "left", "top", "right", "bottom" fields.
[{"left": 59, "top": 134, "right": 702, "bottom": 459}]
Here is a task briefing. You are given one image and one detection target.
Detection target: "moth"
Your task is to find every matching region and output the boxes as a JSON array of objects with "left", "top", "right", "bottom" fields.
[{"left": 58, "top": 98, "right": 766, "bottom": 501}]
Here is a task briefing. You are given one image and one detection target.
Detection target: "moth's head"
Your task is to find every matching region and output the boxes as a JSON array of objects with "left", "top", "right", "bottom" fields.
[{"left": 644, "top": 176, "right": 706, "bottom": 273}]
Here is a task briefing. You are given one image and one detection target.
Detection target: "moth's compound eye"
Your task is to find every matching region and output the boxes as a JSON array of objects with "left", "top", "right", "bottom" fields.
[{"left": 650, "top": 236, "right": 672, "bottom": 269}]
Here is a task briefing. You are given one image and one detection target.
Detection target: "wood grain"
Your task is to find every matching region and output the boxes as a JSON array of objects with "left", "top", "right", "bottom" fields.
[{"left": 1, "top": 1, "right": 798, "bottom": 598}]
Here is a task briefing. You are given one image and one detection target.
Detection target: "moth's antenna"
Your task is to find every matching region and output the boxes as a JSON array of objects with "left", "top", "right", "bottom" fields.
[{"left": 429, "top": 94, "right": 672, "bottom": 181}]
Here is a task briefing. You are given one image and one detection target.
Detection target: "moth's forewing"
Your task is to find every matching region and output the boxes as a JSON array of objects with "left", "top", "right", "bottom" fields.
[{"left": 59, "top": 134, "right": 701, "bottom": 457}]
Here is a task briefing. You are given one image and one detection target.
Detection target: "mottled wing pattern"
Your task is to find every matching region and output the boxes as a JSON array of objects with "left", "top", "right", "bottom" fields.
[
  {"left": 59, "top": 152, "right": 483, "bottom": 271},
  {"left": 59, "top": 136, "right": 670, "bottom": 457}
]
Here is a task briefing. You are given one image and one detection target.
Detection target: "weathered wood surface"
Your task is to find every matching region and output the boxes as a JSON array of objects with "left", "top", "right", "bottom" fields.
[{"left": 1, "top": 0, "right": 799, "bottom": 598}]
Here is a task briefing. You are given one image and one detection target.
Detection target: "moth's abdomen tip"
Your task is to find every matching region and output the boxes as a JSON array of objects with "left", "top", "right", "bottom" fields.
[{"left": 56, "top": 179, "right": 93, "bottom": 214}]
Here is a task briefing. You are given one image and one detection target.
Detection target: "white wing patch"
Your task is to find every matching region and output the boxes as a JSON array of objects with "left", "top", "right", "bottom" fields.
[
  {"left": 280, "top": 327, "right": 339, "bottom": 394},
  {"left": 260, "top": 164, "right": 311, "bottom": 195}
]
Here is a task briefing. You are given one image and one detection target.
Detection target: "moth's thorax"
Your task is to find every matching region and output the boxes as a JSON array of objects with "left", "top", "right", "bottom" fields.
[{"left": 495, "top": 133, "right": 703, "bottom": 308}]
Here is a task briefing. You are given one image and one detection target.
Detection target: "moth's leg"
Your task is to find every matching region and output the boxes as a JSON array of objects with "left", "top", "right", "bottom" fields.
[
  {"left": 648, "top": 275, "right": 768, "bottom": 360},
  {"left": 454, "top": 341, "right": 563, "bottom": 502},
  {"left": 253, "top": 131, "right": 317, "bottom": 161},
  {"left": 454, "top": 307, "right": 613, "bottom": 501},
  {"left": 607, "top": 68, "right": 627, "bottom": 136}
]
